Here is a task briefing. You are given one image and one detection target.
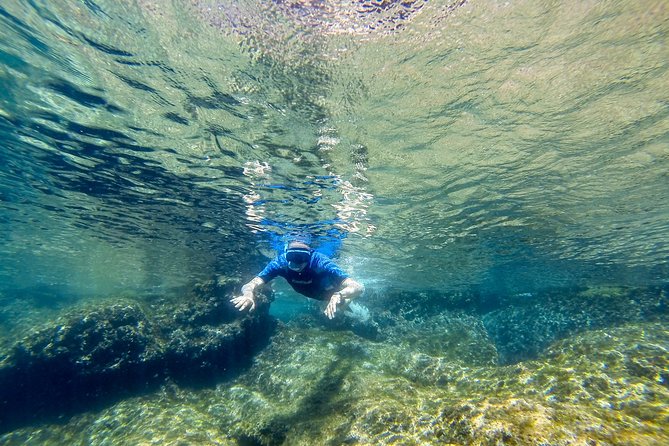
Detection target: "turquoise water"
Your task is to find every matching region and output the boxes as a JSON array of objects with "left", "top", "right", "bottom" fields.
[{"left": 1, "top": 1, "right": 668, "bottom": 444}]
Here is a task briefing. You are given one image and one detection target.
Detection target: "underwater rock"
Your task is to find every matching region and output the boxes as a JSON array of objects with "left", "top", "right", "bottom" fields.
[
  {"left": 0, "top": 303, "right": 160, "bottom": 431},
  {"left": 0, "top": 279, "right": 275, "bottom": 432},
  {"left": 483, "top": 285, "right": 669, "bottom": 364},
  {"left": 1, "top": 321, "right": 668, "bottom": 444},
  {"left": 365, "top": 285, "right": 669, "bottom": 365},
  {"left": 370, "top": 309, "right": 499, "bottom": 367},
  {"left": 228, "top": 322, "right": 669, "bottom": 445}
]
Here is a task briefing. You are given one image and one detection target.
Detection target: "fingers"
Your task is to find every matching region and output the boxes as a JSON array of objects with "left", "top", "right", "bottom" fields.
[
  {"left": 324, "top": 301, "right": 336, "bottom": 319},
  {"left": 230, "top": 296, "right": 255, "bottom": 312},
  {"left": 324, "top": 293, "right": 341, "bottom": 319}
]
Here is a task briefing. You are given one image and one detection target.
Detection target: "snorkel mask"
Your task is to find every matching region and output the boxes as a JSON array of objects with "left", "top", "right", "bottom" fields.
[{"left": 285, "top": 242, "right": 311, "bottom": 271}]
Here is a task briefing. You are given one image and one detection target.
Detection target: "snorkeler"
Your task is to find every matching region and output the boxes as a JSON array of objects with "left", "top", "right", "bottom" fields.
[{"left": 230, "top": 241, "right": 364, "bottom": 319}]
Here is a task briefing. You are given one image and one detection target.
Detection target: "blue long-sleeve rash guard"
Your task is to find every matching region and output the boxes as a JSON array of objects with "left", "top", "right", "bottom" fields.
[{"left": 257, "top": 251, "right": 349, "bottom": 300}]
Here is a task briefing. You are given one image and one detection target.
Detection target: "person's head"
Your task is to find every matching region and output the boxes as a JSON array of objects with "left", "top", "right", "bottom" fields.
[{"left": 285, "top": 241, "right": 311, "bottom": 272}]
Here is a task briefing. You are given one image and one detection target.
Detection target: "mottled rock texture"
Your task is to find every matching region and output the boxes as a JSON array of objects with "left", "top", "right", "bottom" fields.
[{"left": 0, "top": 280, "right": 275, "bottom": 432}]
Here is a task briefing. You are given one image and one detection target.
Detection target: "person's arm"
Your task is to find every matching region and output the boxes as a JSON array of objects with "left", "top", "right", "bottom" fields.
[
  {"left": 325, "top": 278, "right": 365, "bottom": 319},
  {"left": 230, "top": 276, "right": 265, "bottom": 312},
  {"left": 336, "top": 278, "right": 364, "bottom": 303},
  {"left": 231, "top": 258, "right": 282, "bottom": 312}
]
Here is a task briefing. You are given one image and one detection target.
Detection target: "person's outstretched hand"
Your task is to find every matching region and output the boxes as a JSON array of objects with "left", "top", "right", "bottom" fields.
[
  {"left": 231, "top": 294, "right": 256, "bottom": 312},
  {"left": 324, "top": 293, "right": 342, "bottom": 319}
]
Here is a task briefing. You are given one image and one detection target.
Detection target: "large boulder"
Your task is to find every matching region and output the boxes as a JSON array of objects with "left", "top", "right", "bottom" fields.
[{"left": 0, "top": 280, "right": 275, "bottom": 432}]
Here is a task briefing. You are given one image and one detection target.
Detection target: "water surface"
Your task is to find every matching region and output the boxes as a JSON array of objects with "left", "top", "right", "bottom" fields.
[{"left": 1, "top": 1, "right": 668, "bottom": 297}]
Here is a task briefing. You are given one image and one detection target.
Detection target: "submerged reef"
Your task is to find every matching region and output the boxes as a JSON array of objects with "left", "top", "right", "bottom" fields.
[
  {"left": 2, "top": 318, "right": 667, "bottom": 445},
  {"left": 0, "top": 279, "right": 275, "bottom": 432},
  {"left": 482, "top": 286, "right": 669, "bottom": 363},
  {"left": 0, "top": 285, "right": 668, "bottom": 444}
]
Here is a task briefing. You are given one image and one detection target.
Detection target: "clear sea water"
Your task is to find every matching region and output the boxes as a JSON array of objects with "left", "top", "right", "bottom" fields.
[{"left": 1, "top": 0, "right": 668, "bottom": 443}]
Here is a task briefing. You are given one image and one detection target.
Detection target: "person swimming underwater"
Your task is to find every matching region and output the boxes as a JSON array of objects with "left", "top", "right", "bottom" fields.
[{"left": 230, "top": 240, "right": 364, "bottom": 319}]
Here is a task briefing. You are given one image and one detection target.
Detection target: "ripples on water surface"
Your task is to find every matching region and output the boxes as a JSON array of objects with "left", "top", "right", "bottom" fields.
[{"left": 1, "top": 0, "right": 668, "bottom": 297}]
